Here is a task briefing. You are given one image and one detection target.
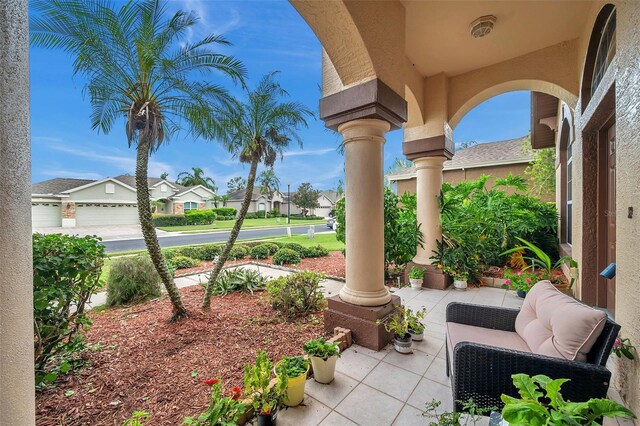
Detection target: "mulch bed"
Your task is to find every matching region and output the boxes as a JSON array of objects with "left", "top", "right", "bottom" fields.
[{"left": 36, "top": 286, "right": 326, "bottom": 426}]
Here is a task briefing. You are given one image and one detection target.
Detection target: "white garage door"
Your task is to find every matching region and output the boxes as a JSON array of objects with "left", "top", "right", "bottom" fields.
[
  {"left": 76, "top": 203, "right": 139, "bottom": 226},
  {"left": 315, "top": 206, "right": 333, "bottom": 218},
  {"left": 32, "top": 203, "right": 62, "bottom": 227}
]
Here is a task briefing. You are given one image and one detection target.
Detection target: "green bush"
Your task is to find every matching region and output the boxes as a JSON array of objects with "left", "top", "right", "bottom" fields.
[
  {"left": 212, "top": 207, "right": 236, "bottom": 217},
  {"left": 303, "top": 245, "right": 329, "bottom": 258},
  {"left": 210, "top": 267, "right": 267, "bottom": 295},
  {"left": 152, "top": 214, "right": 188, "bottom": 227},
  {"left": 106, "top": 255, "right": 163, "bottom": 307},
  {"left": 199, "top": 244, "right": 221, "bottom": 260},
  {"left": 266, "top": 271, "right": 326, "bottom": 319},
  {"left": 174, "top": 245, "right": 206, "bottom": 259},
  {"left": 171, "top": 255, "right": 200, "bottom": 269},
  {"left": 282, "top": 243, "right": 306, "bottom": 256},
  {"left": 262, "top": 242, "right": 281, "bottom": 255},
  {"left": 33, "top": 233, "right": 105, "bottom": 385},
  {"left": 229, "top": 245, "right": 250, "bottom": 260},
  {"left": 184, "top": 209, "right": 216, "bottom": 225},
  {"left": 290, "top": 214, "right": 323, "bottom": 220},
  {"left": 272, "top": 248, "right": 302, "bottom": 265},
  {"left": 250, "top": 244, "right": 272, "bottom": 260}
]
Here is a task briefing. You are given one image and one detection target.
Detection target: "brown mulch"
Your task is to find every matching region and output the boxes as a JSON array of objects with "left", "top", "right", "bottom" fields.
[{"left": 36, "top": 286, "right": 326, "bottom": 426}]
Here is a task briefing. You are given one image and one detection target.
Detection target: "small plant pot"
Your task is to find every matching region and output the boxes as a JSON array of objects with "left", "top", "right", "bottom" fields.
[
  {"left": 393, "top": 333, "right": 413, "bottom": 354},
  {"left": 453, "top": 279, "right": 468, "bottom": 290},
  {"left": 409, "top": 278, "right": 423, "bottom": 289},
  {"left": 409, "top": 328, "right": 424, "bottom": 341},
  {"left": 309, "top": 355, "right": 338, "bottom": 384},
  {"left": 276, "top": 363, "right": 309, "bottom": 407},
  {"left": 516, "top": 289, "right": 527, "bottom": 298},
  {"left": 257, "top": 410, "right": 277, "bottom": 426}
]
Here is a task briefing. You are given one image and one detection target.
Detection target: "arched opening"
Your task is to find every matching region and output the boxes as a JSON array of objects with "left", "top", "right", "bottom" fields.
[
  {"left": 558, "top": 118, "right": 572, "bottom": 247},
  {"left": 581, "top": 4, "right": 616, "bottom": 111}
]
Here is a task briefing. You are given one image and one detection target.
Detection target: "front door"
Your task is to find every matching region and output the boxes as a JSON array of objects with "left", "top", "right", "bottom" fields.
[{"left": 597, "top": 121, "right": 616, "bottom": 313}]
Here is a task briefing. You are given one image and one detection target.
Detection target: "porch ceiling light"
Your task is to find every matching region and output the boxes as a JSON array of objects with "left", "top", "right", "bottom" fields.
[{"left": 469, "top": 15, "right": 497, "bottom": 38}]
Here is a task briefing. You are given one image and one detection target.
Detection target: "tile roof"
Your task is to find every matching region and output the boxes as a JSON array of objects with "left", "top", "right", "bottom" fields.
[
  {"left": 226, "top": 188, "right": 264, "bottom": 201},
  {"left": 32, "top": 178, "right": 97, "bottom": 195},
  {"left": 387, "top": 136, "right": 533, "bottom": 181}
]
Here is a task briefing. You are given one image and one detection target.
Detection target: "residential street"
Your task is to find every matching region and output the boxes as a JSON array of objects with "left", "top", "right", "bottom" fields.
[{"left": 102, "top": 224, "right": 330, "bottom": 252}]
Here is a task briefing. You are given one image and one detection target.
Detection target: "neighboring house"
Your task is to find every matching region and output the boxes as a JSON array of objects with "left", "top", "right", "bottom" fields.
[
  {"left": 226, "top": 188, "right": 340, "bottom": 217},
  {"left": 386, "top": 136, "right": 553, "bottom": 200},
  {"left": 31, "top": 175, "right": 215, "bottom": 228}
]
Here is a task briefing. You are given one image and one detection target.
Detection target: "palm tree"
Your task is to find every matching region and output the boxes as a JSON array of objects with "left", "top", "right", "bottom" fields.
[
  {"left": 202, "top": 73, "right": 312, "bottom": 308},
  {"left": 227, "top": 176, "right": 247, "bottom": 193},
  {"left": 257, "top": 168, "right": 280, "bottom": 217},
  {"left": 32, "top": 0, "right": 246, "bottom": 321},
  {"left": 177, "top": 167, "right": 217, "bottom": 192}
]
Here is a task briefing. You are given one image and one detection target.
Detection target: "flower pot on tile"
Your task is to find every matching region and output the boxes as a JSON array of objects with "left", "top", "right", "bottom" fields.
[
  {"left": 409, "top": 278, "right": 423, "bottom": 289},
  {"left": 409, "top": 328, "right": 424, "bottom": 341},
  {"left": 516, "top": 289, "right": 527, "bottom": 298},
  {"left": 393, "top": 333, "right": 413, "bottom": 354},
  {"left": 304, "top": 338, "right": 340, "bottom": 384},
  {"left": 275, "top": 356, "right": 309, "bottom": 407},
  {"left": 257, "top": 409, "right": 277, "bottom": 426},
  {"left": 406, "top": 307, "right": 427, "bottom": 341},
  {"left": 377, "top": 306, "right": 413, "bottom": 353},
  {"left": 408, "top": 266, "right": 425, "bottom": 289},
  {"left": 453, "top": 279, "right": 468, "bottom": 290}
]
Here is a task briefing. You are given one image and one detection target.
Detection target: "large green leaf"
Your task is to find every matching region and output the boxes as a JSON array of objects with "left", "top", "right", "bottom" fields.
[
  {"left": 502, "top": 401, "right": 548, "bottom": 426},
  {"left": 512, "top": 373, "right": 544, "bottom": 401},
  {"left": 586, "top": 399, "right": 636, "bottom": 420}
]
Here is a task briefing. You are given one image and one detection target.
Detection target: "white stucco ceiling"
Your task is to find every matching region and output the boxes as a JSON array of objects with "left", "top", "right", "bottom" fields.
[{"left": 402, "top": 0, "right": 594, "bottom": 77}]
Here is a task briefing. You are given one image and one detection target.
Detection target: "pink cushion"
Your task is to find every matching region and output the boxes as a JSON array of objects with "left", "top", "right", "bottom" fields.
[
  {"left": 515, "top": 281, "right": 607, "bottom": 361},
  {"left": 447, "top": 322, "right": 531, "bottom": 355}
]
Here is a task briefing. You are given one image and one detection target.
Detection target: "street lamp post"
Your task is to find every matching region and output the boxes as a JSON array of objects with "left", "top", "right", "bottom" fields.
[{"left": 287, "top": 183, "right": 291, "bottom": 224}]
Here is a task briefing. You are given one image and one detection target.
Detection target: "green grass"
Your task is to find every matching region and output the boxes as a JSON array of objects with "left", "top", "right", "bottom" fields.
[
  {"left": 99, "top": 257, "right": 113, "bottom": 288},
  {"left": 158, "top": 217, "right": 325, "bottom": 232},
  {"left": 261, "top": 233, "right": 344, "bottom": 251}
]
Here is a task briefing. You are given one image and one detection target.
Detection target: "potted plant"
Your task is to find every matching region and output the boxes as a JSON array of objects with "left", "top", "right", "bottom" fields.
[
  {"left": 244, "top": 351, "right": 286, "bottom": 426},
  {"left": 377, "top": 306, "right": 412, "bottom": 354},
  {"left": 183, "top": 378, "right": 247, "bottom": 426},
  {"left": 408, "top": 266, "right": 425, "bottom": 289},
  {"left": 502, "top": 269, "right": 537, "bottom": 298},
  {"left": 274, "top": 356, "right": 309, "bottom": 407},
  {"left": 303, "top": 338, "right": 340, "bottom": 384},
  {"left": 444, "top": 267, "right": 468, "bottom": 290},
  {"left": 406, "top": 307, "right": 427, "bottom": 341}
]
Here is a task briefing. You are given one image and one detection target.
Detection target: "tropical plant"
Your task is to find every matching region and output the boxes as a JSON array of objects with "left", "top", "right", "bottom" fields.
[
  {"left": 177, "top": 167, "right": 218, "bottom": 192},
  {"left": 431, "top": 237, "right": 479, "bottom": 282},
  {"left": 409, "top": 266, "right": 425, "bottom": 280},
  {"left": 106, "top": 255, "right": 163, "bottom": 306},
  {"left": 201, "top": 73, "right": 312, "bottom": 308},
  {"left": 422, "top": 398, "right": 495, "bottom": 426},
  {"left": 183, "top": 378, "right": 246, "bottom": 426},
  {"left": 33, "top": 234, "right": 105, "bottom": 385},
  {"left": 502, "top": 269, "right": 538, "bottom": 294},
  {"left": 243, "top": 351, "right": 287, "bottom": 416},
  {"left": 377, "top": 306, "right": 409, "bottom": 337},
  {"left": 303, "top": 338, "right": 340, "bottom": 361},
  {"left": 522, "top": 136, "right": 556, "bottom": 198},
  {"left": 292, "top": 182, "right": 320, "bottom": 216},
  {"left": 210, "top": 267, "right": 267, "bottom": 296},
  {"left": 160, "top": 172, "right": 169, "bottom": 180},
  {"left": 32, "top": 0, "right": 246, "bottom": 320},
  {"left": 227, "top": 176, "right": 247, "bottom": 193},
  {"left": 266, "top": 272, "right": 326, "bottom": 319},
  {"left": 406, "top": 307, "right": 427, "bottom": 334},
  {"left": 612, "top": 336, "right": 635, "bottom": 360},
  {"left": 258, "top": 168, "right": 280, "bottom": 217},
  {"left": 500, "top": 374, "right": 636, "bottom": 425},
  {"left": 336, "top": 179, "right": 344, "bottom": 198}
]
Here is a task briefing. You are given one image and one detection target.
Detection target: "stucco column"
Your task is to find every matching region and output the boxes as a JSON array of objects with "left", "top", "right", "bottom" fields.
[
  {"left": 339, "top": 119, "right": 391, "bottom": 306},
  {"left": 0, "top": 0, "right": 36, "bottom": 424},
  {"left": 412, "top": 156, "right": 446, "bottom": 265}
]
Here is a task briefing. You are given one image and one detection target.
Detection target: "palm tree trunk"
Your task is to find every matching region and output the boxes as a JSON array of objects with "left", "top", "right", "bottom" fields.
[
  {"left": 136, "top": 137, "right": 188, "bottom": 321},
  {"left": 202, "top": 157, "right": 259, "bottom": 308}
]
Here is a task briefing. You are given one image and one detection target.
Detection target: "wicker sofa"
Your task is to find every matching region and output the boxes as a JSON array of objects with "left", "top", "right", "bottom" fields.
[{"left": 445, "top": 281, "right": 620, "bottom": 412}]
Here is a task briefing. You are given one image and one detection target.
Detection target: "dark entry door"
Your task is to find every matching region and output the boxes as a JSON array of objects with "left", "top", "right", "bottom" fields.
[
  {"left": 605, "top": 124, "right": 616, "bottom": 313},
  {"left": 597, "top": 121, "right": 616, "bottom": 313}
]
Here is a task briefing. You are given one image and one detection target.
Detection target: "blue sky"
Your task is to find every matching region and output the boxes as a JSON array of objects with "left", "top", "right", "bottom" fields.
[{"left": 30, "top": 0, "right": 531, "bottom": 190}]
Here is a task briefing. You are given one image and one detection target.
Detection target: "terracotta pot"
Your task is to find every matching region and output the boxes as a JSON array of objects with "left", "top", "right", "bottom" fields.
[
  {"left": 393, "top": 333, "right": 413, "bottom": 354},
  {"left": 309, "top": 355, "right": 338, "bottom": 384}
]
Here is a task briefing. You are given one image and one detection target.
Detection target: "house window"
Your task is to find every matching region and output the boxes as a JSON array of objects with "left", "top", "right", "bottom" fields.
[
  {"left": 258, "top": 202, "right": 266, "bottom": 211},
  {"left": 184, "top": 201, "right": 198, "bottom": 211},
  {"left": 566, "top": 140, "right": 573, "bottom": 245},
  {"left": 105, "top": 183, "right": 115, "bottom": 194},
  {"left": 160, "top": 184, "right": 167, "bottom": 193},
  {"left": 591, "top": 8, "right": 616, "bottom": 97}
]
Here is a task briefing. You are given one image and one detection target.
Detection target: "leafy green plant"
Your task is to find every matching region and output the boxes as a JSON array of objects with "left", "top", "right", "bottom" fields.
[
  {"left": 431, "top": 237, "right": 479, "bottom": 283},
  {"left": 106, "top": 255, "right": 163, "bottom": 307},
  {"left": 250, "top": 244, "right": 272, "bottom": 260},
  {"left": 33, "top": 233, "right": 105, "bottom": 385},
  {"left": 501, "top": 374, "right": 636, "bottom": 425},
  {"left": 303, "top": 245, "right": 330, "bottom": 258},
  {"left": 377, "top": 306, "right": 409, "bottom": 337},
  {"left": 171, "top": 255, "right": 200, "bottom": 269},
  {"left": 266, "top": 272, "right": 326, "bottom": 319},
  {"left": 199, "top": 244, "right": 222, "bottom": 261},
  {"left": 228, "top": 245, "right": 249, "bottom": 260},
  {"left": 243, "top": 351, "right": 287, "bottom": 415},
  {"left": 183, "top": 378, "right": 246, "bottom": 426},
  {"left": 282, "top": 243, "right": 306, "bottom": 256},
  {"left": 303, "top": 338, "right": 340, "bottom": 360},
  {"left": 422, "top": 398, "right": 495, "bottom": 425},
  {"left": 502, "top": 269, "right": 538, "bottom": 294},
  {"left": 612, "top": 336, "right": 635, "bottom": 360},
  {"left": 272, "top": 248, "right": 302, "bottom": 265},
  {"left": 406, "top": 307, "right": 427, "bottom": 334},
  {"left": 409, "top": 266, "right": 425, "bottom": 280},
  {"left": 276, "top": 356, "right": 309, "bottom": 378},
  {"left": 123, "top": 411, "right": 151, "bottom": 426},
  {"left": 210, "top": 268, "right": 267, "bottom": 296}
]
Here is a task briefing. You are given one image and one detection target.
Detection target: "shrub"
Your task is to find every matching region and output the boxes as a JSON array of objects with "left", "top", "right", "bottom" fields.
[
  {"left": 272, "top": 248, "right": 302, "bottom": 265},
  {"left": 33, "top": 233, "right": 105, "bottom": 385},
  {"left": 266, "top": 271, "right": 326, "bottom": 319},
  {"left": 171, "top": 255, "right": 200, "bottom": 269},
  {"left": 250, "top": 244, "right": 272, "bottom": 260},
  {"left": 152, "top": 214, "right": 188, "bottom": 227},
  {"left": 303, "top": 245, "right": 329, "bottom": 258},
  {"left": 199, "top": 244, "right": 222, "bottom": 260},
  {"left": 211, "top": 268, "right": 267, "bottom": 295},
  {"left": 106, "top": 255, "right": 163, "bottom": 307},
  {"left": 262, "top": 242, "right": 280, "bottom": 255},
  {"left": 282, "top": 242, "right": 306, "bottom": 256},
  {"left": 229, "top": 245, "right": 249, "bottom": 260},
  {"left": 184, "top": 209, "right": 216, "bottom": 225},
  {"left": 212, "top": 207, "right": 236, "bottom": 217}
]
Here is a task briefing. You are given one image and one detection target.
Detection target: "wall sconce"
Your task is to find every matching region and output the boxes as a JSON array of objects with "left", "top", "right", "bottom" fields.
[{"left": 600, "top": 263, "right": 616, "bottom": 280}]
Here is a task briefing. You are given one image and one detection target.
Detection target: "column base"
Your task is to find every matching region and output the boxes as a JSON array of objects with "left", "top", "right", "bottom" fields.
[
  {"left": 404, "top": 262, "right": 452, "bottom": 290},
  {"left": 324, "top": 294, "right": 401, "bottom": 351}
]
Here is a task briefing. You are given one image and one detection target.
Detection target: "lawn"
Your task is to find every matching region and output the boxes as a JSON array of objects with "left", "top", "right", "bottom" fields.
[
  {"left": 158, "top": 217, "right": 325, "bottom": 232},
  {"left": 260, "top": 232, "right": 344, "bottom": 251}
]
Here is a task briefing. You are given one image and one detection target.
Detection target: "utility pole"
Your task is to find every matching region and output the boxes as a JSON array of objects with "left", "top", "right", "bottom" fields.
[{"left": 287, "top": 183, "right": 291, "bottom": 224}]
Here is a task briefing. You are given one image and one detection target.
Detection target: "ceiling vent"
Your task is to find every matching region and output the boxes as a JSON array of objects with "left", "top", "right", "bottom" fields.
[{"left": 469, "top": 15, "right": 497, "bottom": 38}]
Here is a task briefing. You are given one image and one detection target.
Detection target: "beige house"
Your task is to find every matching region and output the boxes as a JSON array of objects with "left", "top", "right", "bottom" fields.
[
  {"left": 386, "top": 136, "right": 554, "bottom": 199},
  {"left": 226, "top": 188, "right": 339, "bottom": 217},
  {"left": 31, "top": 175, "right": 216, "bottom": 227}
]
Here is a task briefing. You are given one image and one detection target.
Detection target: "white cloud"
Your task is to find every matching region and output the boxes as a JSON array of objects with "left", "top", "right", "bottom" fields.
[
  {"left": 283, "top": 148, "right": 334, "bottom": 157},
  {"left": 40, "top": 169, "right": 103, "bottom": 180}
]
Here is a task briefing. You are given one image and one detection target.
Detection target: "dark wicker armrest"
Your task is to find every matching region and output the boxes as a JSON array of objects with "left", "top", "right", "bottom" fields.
[
  {"left": 446, "top": 302, "right": 519, "bottom": 332},
  {"left": 452, "top": 342, "right": 612, "bottom": 412}
]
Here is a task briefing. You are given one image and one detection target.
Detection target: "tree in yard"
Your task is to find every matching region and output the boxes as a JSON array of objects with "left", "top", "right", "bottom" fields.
[
  {"left": 160, "top": 171, "right": 169, "bottom": 180},
  {"left": 209, "top": 193, "right": 230, "bottom": 208},
  {"left": 227, "top": 176, "right": 247, "bottom": 193},
  {"left": 202, "top": 73, "right": 312, "bottom": 308},
  {"left": 257, "top": 168, "right": 280, "bottom": 217},
  {"left": 32, "top": 0, "right": 246, "bottom": 320},
  {"left": 292, "top": 182, "right": 320, "bottom": 216},
  {"left": 336, "top": 179, "right": 345, "bottom": 197},
  {"left": 177, "top": 167, "right": 217, "bottom": 192},
  {"left": 522, "top": 136, "right": 556, "bottom": 198}
]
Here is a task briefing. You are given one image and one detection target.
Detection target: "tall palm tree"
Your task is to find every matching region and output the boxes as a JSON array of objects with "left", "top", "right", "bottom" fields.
[
  {"left": 177, "top": 167, "right": 217, "bottom": 192},
  {"left": 202, "top": 73, "right": 312, "bottom": 308},
  {"left": 32, "top": 0, "right": 246, "bottom": 320},
  {"left": 257, "top": 168, "right": 280, "bottom": 217},
  {"left": 227, "top": 176, "right": 247, "bottom": 193}
]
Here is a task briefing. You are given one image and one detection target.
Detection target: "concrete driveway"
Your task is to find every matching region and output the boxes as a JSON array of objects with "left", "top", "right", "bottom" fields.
[{"left": 32, "top": 224, "right": 170, "bottom": 241}]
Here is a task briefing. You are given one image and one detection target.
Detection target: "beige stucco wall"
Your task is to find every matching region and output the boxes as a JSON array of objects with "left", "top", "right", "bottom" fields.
[{"left": 68, "top": 180, "right": 137, "bottom": 202}]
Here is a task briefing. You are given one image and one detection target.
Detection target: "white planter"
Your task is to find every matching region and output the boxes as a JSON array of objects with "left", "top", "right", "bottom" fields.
[
  {"left": 454, "top": 279, "right": 468, "bottom": 290},
  {"left": 409, "top": 278, "right": 423, "bottom": 289},
  {"left": 393, "top": 333, "right": 413, "bottom": 354},
  {"left": 409, "top": 329, "right": 424, "bottom": 341},
  {"left": 309, "top": 355, "right": 338, "bottom": 384}
]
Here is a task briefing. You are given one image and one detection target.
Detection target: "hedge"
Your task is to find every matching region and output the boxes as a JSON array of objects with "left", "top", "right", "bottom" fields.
[
  {"left": 272, "top": 248, "right": 302, "bottom": 265},
  {"left": 184, "top": 209, "right": 216, "bottom": 225},
  {"left": 152, "top": 214, "right": 188, "bottom": 227},
  {"left": 212, "top": 207, "right": 236, "bottom": 217}
]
